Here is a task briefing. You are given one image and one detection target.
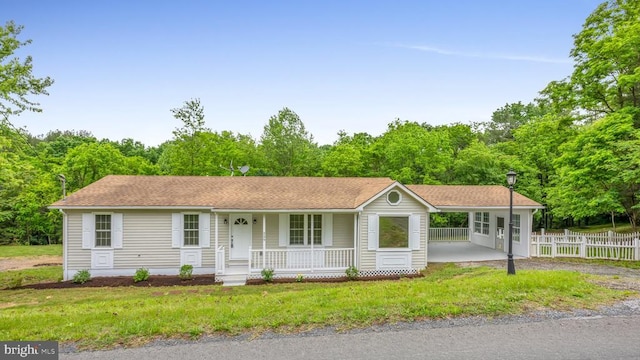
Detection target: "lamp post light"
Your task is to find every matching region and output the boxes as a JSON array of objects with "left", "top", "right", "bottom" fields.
[{"left": 506, "top": 169, "right": 517, "bottom": 275}]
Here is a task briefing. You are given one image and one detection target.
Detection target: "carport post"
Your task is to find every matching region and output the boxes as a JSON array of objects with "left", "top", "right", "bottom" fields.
[{"left": 506, "top": 170, "right": 517, "bottom": 275}]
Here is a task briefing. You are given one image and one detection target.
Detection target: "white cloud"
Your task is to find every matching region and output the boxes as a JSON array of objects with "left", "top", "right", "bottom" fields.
[{"left": 396, "top": 44, "right": 571, "bottom": 64}]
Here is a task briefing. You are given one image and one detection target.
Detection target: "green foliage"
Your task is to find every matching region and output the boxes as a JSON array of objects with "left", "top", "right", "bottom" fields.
[
  {"left": 179, "top": 265, "right": 193, "bottom": 280},
  {"left": 0, "top": 244, "right": 62, "bottom": 257},
  {"left": 259, "top": 107, "right": 319, "bottom": 176},
  {"left": 345, "top": 265, "right": 359, "bottom": 280},
  {"left": 73, "top": 270, "right": 91, "bottom": 284},
  {"left": 0, "top": 21, "right": 54, "bottom": 119},
  {"left": 133, "top": 268, "right": 150, "bottom": 283},
  {"left": 295, "top": 273, "right": 304, "bottom": 282},
  {"left": 261, "top": 268, "right": 274, "bottom": 282},
  {"left": 7, "top": 276, "right": 23, "bottom": 289}
]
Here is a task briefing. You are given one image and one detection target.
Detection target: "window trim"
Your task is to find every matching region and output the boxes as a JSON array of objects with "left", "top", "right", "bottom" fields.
[
  {"left": 181, "top": 212, "right": 201, "bottom": 248},
  {"left": 473, "top": 211, "right": 490, "bottom": 236},
  {"left": 386, "top": 190, "right": 402, "bottom": 206},
  {"left": 94, "top": 213, "right": 112, "bottom": 248},
  {"left": 378, "top": 215, "right": 410, "bottom": 249},
  {"left": 288, "top": 213, "right": 323, "bottom": 247},
  {"left": 512, "top": 214, "right": 521, "bottom": 243}
]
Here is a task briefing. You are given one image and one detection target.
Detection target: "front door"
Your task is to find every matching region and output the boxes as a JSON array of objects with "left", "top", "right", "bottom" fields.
[
  {"left": 230, "top": 214, "right": 252, "bottom": 259},
  {"left": 496, "top": 216, "right": 505, "bottom": 251}
]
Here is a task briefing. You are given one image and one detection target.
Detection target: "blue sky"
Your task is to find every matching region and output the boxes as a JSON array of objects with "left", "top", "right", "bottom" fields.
[{"left": 6, "top": 0, "right": 601, "bottom": 146}]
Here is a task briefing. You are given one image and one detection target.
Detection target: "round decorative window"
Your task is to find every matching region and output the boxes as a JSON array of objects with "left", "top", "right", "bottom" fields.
[{"left": 387, "top": 190, "right": 401, "bottom": 205}]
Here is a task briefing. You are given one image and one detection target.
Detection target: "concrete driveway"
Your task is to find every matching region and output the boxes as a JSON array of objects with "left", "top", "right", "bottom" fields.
[{"left": 428, "top": 241, "right": 523, "bottom": 262}]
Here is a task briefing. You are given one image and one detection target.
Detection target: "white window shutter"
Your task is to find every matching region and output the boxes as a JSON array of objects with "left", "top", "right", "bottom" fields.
[
  {"left": 279, "top": 214, "right": 289, "bottom": 247},
  {"left": 82, "top": 213, "right": 94, "bottom": 249},
  {"left": 200, "top": 213, "right": 211, "bottom": 248},
  {"left": 172, "top": 213, "right": 182, "bottom": 248},
  {"left": 112, "top": 213, "right": 123, "bottom": 249},
  {"left": 410, "top": 214, "right": 421, "bottom": 250},
  {"left": 367, "top": 214, "right": 378, "bottom": 250},
  {"left": 322, "top": 214, "right": 333, "bottom": 246}
]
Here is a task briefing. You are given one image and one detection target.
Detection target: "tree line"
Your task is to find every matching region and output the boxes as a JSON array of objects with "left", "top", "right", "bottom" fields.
[{"left": 1, "top": 0, "right": 639, "bottom": 244}]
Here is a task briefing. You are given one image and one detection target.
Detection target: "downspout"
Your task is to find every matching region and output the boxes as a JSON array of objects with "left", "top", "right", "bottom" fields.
[
  {"left": 354, "top": 212, "right": 360, "bottom": 269},
  {"left": 425, "top": 210, "right": 430, "bottom": 267},
  {"left": 262, "top": 214, "right": 266, "bottom": 269},
  {"left": 59, "top": 209, "right": 68, "bottom": 280},
  {"left": 214, "top": 212, "right": 219, "bottom": 273}
]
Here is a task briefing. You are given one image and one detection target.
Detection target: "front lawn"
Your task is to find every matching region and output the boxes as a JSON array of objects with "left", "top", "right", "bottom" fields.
[
  {"left": 0, "top": 244, "right": 62, "bottom": 258},
  {"left": 0, "top": 264, "right": 633, "bottom": 350}
]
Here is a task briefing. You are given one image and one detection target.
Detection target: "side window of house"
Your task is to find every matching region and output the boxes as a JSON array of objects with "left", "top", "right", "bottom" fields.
[
  {"left": 474, "top": 212, "right": 490, "bottom": 235},
  {"left": 379, "top": 216, "right": 409, "bottom": 248},
  {"left": 95, "top": 214, "right": 112, "bottom": 247},
  {"left": 289, "top": 214, "right": 322, "bottom": 245},
  {"left": 183, "top": 214, "right": 199, "bottom": 246},
  {"left": 513, "top": 214, "right": 521, "bottom": 242}
]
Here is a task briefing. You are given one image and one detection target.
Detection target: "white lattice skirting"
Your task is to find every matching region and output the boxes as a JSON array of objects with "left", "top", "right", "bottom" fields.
[{"left": 247, "top": 268, "right": 420, "bottom": 280}]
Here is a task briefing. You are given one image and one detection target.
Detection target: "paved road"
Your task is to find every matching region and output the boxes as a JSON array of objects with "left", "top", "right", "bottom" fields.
[{"left": 62, "top": 314, "right": 640, "bottom": 360}]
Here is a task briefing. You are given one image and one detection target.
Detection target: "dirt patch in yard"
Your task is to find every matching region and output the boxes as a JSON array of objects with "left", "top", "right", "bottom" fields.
[{"left": 0, "top": 256, "right": 62, "bottom": 271}]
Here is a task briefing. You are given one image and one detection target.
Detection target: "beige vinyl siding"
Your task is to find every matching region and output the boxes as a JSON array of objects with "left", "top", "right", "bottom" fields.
[
  {"left": 251, "top": 214, "right": 280, "bottom": 249},
  {"left": 331, "top": 214, "right": 354, "bottom": 248},
  {"left": 114, "top": 211, "right": 180, "bottom": 268},
  {"left": 360, "top": 188, "right": 428, "bottom": 271},
  {"left": 216, "top": 213, "right": 230, "bottom": 263},
  {"left": 66, "top": 211, "right": 90, "bottom": 269}
]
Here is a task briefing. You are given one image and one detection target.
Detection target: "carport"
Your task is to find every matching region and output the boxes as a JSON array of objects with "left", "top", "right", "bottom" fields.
[{"left": 427, "top": 241, "right": 524, "bottom": 262}]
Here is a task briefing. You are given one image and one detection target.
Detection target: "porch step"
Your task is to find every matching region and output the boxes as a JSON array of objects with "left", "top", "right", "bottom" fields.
[
  {"left": 225, "top": 264, "right": 249, "bottom": 275},
  {"left": 220, "top": 274, "right": 247, "bottom": 286}
]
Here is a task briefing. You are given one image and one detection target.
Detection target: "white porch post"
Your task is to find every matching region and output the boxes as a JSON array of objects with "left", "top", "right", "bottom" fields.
[
  {"left": 310, "top": 215, "right": 314, "bottom": 273},
  {"left": 214, "top": 213, "right": 219, "bottom": 250},
  {"left": 425, "top": 210, "right": 430, "bottom": 265},
  {"left": 468, "top": 212, "right": 473, "bottom": 241},
  {"left": 353, "top": 213, "right": 358, "bottom": 268},
  {"left": 262, "top": 214, "right": 266, "bottom": 269}
]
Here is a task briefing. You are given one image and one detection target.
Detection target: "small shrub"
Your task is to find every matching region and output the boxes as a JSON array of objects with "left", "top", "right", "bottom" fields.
[
  {"left": 296, "top": 273, "right": 304, "bottom": 282},
  {"left": 133, "top": 267, "right": 150, "bottom": 283},
  {"left": 8, "top": 276, "right": 23, "bottom": 289},
  {"left": 73, "top": 269, "right": 91, "bottom": 284},
  {"left": 261, "top": 268, "right": 274, "bottom": 282},
  {"left": 345, "top": 266, "right": 359, "bottom": 280},
  {"left": 180, "top": 265, "right": 194, "bottom": 280}
]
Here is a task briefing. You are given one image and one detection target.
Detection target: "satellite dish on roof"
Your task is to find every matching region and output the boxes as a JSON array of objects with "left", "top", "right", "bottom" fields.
[{"left": 219, "top": 161, "right": 250, "bottom": 176}]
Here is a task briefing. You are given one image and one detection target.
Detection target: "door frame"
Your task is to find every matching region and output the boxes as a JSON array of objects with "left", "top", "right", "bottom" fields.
[
  {"left": 230, "top": 213, "right": 252, "bottom": 260},
  {"left": 496, "top": 216, "right": 505, "bottom": 251}
]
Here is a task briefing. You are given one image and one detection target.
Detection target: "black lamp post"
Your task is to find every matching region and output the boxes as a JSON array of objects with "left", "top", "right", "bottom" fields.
[{"left": 506, "top": 170, "right": 517, "bottom": 275}]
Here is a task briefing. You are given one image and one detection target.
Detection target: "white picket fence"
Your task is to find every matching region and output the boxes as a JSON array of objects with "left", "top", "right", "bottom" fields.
[
  {"left": 530, "top": 229, "right": 640, "bottom": 260},
  {"left": 429, "top": 227, "right": 469, "bottom": 242},
  {"left": 249, "top": 247, "right": 354, "bottom": 272}
]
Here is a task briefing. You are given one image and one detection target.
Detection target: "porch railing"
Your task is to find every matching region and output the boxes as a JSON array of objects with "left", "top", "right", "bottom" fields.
[
  {"left": 249, "top": 247, "right": 354, "bottom": 272},
  {"left": 429, "top": 227, "right": 469, "bottom": 242},
  {"left": 530, "top": 229, "right": 640, "bottom": 260},
  {"left": 215, "top": 246, "right": 225, "bottom": 275}
]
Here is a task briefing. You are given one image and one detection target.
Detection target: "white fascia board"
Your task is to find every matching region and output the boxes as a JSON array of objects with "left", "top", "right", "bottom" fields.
[
  {"left": 212, "top": 209, "right": 359, "bottom": 213},
  {"left": 435, "top": 205, "right": 545, "bottom": 212}
]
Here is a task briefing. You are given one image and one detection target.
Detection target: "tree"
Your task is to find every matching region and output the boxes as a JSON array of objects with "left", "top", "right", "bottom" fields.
[
  {"left": 259, "top": 107, "right": 318, "bottom": 176},
  {"left": 476, "top": 102, "right": 546, "bottom": 144},
  {"left": 163, "top": 98, "right": 211, "bottom": 175},
  {"left": 0, "top": 21, "right": 54, "bottom": 120}
]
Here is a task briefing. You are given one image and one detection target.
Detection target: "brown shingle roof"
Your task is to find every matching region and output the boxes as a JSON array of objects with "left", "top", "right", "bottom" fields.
[
  {"left": 50, "top": 175, "right": 396, "bottom": 210},
  {"left": 407, "top": 185, "right": 542, "bottom": 208}
]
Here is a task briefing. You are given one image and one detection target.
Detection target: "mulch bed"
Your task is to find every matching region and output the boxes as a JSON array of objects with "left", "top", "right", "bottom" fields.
[
  {"left": 16, "top": 275, "right": 219, "bottom": 290},
  {"left": 246, "top": 273, "right": 423, "bottom": 285}
]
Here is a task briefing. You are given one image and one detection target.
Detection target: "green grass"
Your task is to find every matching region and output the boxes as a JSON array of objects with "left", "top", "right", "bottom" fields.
[
  {"left": 564, "top": 223, "right": 636, "bottom": 234},
  {"left": 0, "top": 266, "right": 63, "bottom": 289},
  {"left": 0, "top": 263, "right": 633, "bottom": 350},
  {"left": 0, "top": 244, "right": 62, "bottom": 258}
]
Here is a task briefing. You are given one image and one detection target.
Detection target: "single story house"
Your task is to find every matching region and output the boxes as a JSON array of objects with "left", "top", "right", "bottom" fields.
[{"left": 50, "top": 175, "right": 542, "bottom": 285}]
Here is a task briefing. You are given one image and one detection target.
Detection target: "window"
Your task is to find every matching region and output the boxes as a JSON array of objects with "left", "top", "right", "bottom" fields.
[
  {"left": 474, "top": 212, "right": 490, "bottom": 235},
  {"left": 386, "top": 190, "right": 401, "bottom": 205},
  {"left": 513, "top": 214, "right": 521, "bottom": 242},
  {"left": 379, "top": 216, "right": 409, "bottom": 248},
  {"left": 183, "top": 214, "right": 199, "bottom": 246},
  {"left": 289, "top": 214, "right": 322, "bottom": 246},
  {"left": 95, "top": 214, "right": 111, "bottom": 247}
]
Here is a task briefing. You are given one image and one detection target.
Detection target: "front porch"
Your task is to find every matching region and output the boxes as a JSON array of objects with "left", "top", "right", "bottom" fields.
[{"left": 428, "top": 241, "right": 515, "bottom": 262}]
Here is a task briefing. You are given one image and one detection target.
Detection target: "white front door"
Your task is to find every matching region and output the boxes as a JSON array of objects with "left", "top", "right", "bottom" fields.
[{"left": 230, "top": 214, "right": 252, "bottom": 260}]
